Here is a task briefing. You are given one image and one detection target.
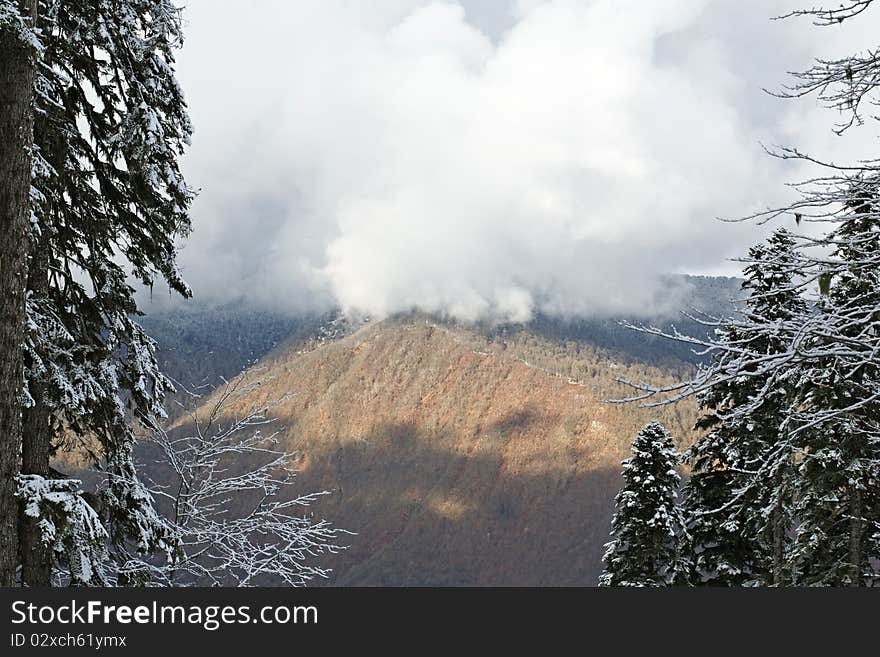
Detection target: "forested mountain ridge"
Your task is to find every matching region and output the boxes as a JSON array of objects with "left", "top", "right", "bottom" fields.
[
  {"left": 174, "top": 315, "right": 699, "bottom": 585},
  {"left": 141, "top": 274, "right": 741, "bottom": 391},
  {"left": 126, "top": 276, "right": 735, "bottom": 584}
]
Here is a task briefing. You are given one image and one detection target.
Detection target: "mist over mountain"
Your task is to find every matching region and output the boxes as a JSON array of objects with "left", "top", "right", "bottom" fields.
[
  {"left": 169, "top": 0, "right": 864, "bottom": 322},
  {"left": 141, "top": 275, "right": 741, "bottom": 390},
  {"left": 126, "top": 275, "right": 740, "bottom": 584}
]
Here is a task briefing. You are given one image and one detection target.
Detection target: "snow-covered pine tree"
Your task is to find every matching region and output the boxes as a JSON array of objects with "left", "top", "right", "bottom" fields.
[
  {"left": 0, "top": 0, "right": 38, "bottom": 586},
  {"left": 681, "top": 229, "right": 806, "bottom": 586},
  {"left": 616, "top": 2, "right": 880, "bottom": 586},
  {"left": 616, "top": 228, "right": 880, "bottom": 589},
  {"left": 599, "top": 421, "right": 686, "bottom": 587},
  {"left": 731, "top": 2, "right": 880, "bottom": 587},
  {"left": 16, "top": 0, "right": 194, "bottom": 585},
  {"left": 783, "top": 183, "right": 880, "bottom": 586}
]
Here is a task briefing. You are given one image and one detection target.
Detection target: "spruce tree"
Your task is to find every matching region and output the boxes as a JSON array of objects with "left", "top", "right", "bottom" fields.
[
  {"left": 743, "top": 4, "right": 880, "bottom": 585},
  {"left": 599, "top": 422, "right": 686, "bottom": 587},
  {"left": 13, "top": 0, "right": 193, "bottom": 585},
  {"left": 785, "top": 184, "right": 880, "bottom": 586},
  {"left": 619, "top": 4, "right": 880, "bottom": 587},
  {"left": 682, "top": 229, "right": 806, "bottom": 586}
]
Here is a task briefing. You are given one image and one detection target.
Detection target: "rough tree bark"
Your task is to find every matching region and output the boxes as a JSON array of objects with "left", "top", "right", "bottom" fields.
[
  {"left": 771, "top": 466, "right": 785, "bottom": 587},
  {"left": 19, "top": 244, "right": 51, "bottom": 586},
  {"left": 0, "top": 0, "right": 36, "bottom": 586},
  {"left": 848, "top": 485, "right": 862, "bottom": 587}
]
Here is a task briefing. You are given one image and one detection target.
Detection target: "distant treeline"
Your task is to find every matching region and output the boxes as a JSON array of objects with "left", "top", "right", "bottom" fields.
[{"left": 140, "top": 275, "right": 741, "bottom": 392}]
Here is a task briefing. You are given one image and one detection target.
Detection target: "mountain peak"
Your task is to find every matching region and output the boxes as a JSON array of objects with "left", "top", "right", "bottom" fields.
[{"left": 201, "top": 316, "right": 697, "bottom": 585}]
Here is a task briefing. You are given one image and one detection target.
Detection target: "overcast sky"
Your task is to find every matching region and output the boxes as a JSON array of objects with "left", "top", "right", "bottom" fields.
[{"left": 152, "top": 0, "right": 880, "bottom": 320}]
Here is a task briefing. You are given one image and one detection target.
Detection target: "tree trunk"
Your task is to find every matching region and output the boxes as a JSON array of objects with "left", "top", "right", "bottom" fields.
[
  {"left": 0, "top": 0, "right": 36, "bottom": 586},
  {"left": 848, "top": 484, "right": 862, "bottom": 587},
  {"left": 19, "top": 244, "right": 51, "bottom": 586},
  {"left": 771, "top": 467, "right": 785, "bottom": 587}
]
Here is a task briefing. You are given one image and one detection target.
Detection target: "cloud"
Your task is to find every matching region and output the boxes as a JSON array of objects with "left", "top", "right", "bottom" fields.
[{"left": 158, "top": 0, "right": 880, "bottom": 321}]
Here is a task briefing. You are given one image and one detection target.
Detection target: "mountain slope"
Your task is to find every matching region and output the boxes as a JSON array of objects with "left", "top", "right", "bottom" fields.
[
  {"left": 205, "top": 317, "right": 698, "bottom": 586},
  {"left": 140, "top": 274, "right": 742, "bottom": 387}
]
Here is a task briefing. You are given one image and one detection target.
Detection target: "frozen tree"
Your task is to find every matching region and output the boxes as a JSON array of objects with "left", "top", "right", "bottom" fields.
[
  {"left": 781, "top": 194, "right": 880, "bottom": 586},
  {"left": 130, "top": 373, "right": 347, "bottom": 587},
  {"left": 599, "top": 422, "right": 687, "bottom": 587},
  {"left": 12, "top": 0, "right": 194, "bottom": 585},
  {"left": 615, "top": 3, "right": 880, "bottom": 586},
  {"left": 680, "top": 230, "right": 806, "bottom": 586},
  {"left": 0, "top": 0, "right": 37, "bottom": 586},
  {"left": 773, "top": 1, "right": 880, "bottom": 134},
  {"left": 738, "top": 2, "right": 880, "bottom": 587},
  {"left": 616, "top": 228, "right": 879, "bottom": 587},
  {"left": 16, "top": 475, "right": 110, "bottom": 586}
]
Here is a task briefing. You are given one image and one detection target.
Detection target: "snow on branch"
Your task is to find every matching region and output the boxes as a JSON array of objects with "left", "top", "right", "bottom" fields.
[
  {"left": 774, "top": 1, "right": 876, "bottom": 26},
  {"left": 135, "top": 371, "right": 349, "bottom": 587},
  {"left": 16, "top": 475, "right": 109, "bottom": 586}
]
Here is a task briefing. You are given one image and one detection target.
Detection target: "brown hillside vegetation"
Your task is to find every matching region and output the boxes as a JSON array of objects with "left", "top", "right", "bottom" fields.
[{"left": 191, "top": 317, "right": 699, "bottom": 586}]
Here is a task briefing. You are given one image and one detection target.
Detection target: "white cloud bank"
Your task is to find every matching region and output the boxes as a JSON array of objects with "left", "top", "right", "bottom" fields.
[{"left": 164, "top": 0, "right": 879, "bottom": 320}]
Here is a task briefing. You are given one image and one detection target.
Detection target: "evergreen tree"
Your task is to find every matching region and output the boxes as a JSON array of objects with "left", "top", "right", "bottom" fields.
[
  {"left": 13, "top": 0, "right": 193, "bottom": 585},
  {"left": 743, "top": 4, "right": 880, "bottom": 586},
  {"left": 785, "top": 182, "right": 880, "bottom": 586},
  {"left": 682, "top": 229, "right": 806, "bottom": 586},
  {"left": 599, "top": 422, "right": 686, "bottom": 587},
  {"left": 618, "top": 3, "right": 880, "bottom": 587}
]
